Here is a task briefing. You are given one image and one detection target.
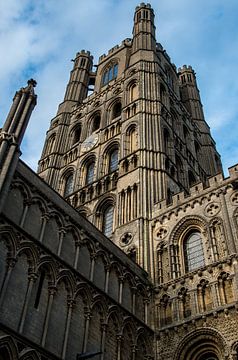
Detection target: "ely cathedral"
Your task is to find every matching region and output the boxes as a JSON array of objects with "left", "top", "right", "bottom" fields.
[{"left": 0, "top": 3, "right": 238, "bottom": 360}]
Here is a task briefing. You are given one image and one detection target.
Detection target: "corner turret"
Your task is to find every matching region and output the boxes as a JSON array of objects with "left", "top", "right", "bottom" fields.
[{"left": 132, "top": 3, "right": 156, "bottom": 53}]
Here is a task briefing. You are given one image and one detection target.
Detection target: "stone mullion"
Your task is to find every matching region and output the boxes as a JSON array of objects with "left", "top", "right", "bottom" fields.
[
  {"left": 170, "top": 245, "right": 176, "bottom": 279},
  {"left": 41, "top": 286, "right": 56, "bottom": 347},
  {"left": 82, "top": 309, "right": 91, "bottom": 353},
  {"left": 19, "top": 200, "right": 31, "bottom": 227},
  {"left": 73, "top": 241, "right": 80, "bottom": 268},
  {"left": 119, "top": 276, "right": 124, "bottom": 304},
  {"left": 116, "top": 334, "right": 123, "bottom": 360},
  {"left": 104, "top": 266, "right": 110, "bottom": 293},
  {"left": 90, "top": 254, "right": 96, "bottom": 282},
  {"left": 39, "top": 213, "right": 49, "bottom": 243},
  {"left": 100, "top": 323, "right": 108, "bottom": 360},
  {"left": 19, "top": 273, "right": 37, "bottom": 333},
  {"left": 57, "top": 227, "right": 66, "bottom": 256},
  {"left": 209, "top": 226, "right": 218, "bottom": 262},
  {"left": 62, "top": 298, "right": 75, "bottom": 359}
]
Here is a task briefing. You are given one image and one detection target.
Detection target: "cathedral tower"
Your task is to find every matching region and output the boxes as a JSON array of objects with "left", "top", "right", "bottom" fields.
[{"left": 38, "top": 4, "right": 221, "bottom": 272}]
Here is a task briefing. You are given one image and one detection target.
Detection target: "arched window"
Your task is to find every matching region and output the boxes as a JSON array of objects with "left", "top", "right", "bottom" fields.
[
  {"left": 103, "top": 205, "right": 114, "bottom": 237},
  {"left": 112, "top": 102, "right": 122, "bottom": 119},
  {"left": 102, "top": 63, "right": 118, "bottom": 86},
  {"left": 129, "top": 83, "right": 137, "bottom": 102},
  {"left": 85, "top": 162, "right": 95, "bottom": 185},
  {"left": 91, "top": 114, "right": 101, "bottom": 133},
  {"left": 183, "top": 231, "right": 205, "bottom": 272},
  {"left": 47, "top": 134, "right": 56, "bottom": 154},
  {"left": 109, "top": 149, "right": 119, "bottom": 172},
  {"left": 160, "top": 83, "right": 166, "bottom": 103},
  {"left": 72, "top": 125, "right": 81, "bottom": 145},
  {"left": 64, "top": 173, "right": 74, "bottom": 197}
]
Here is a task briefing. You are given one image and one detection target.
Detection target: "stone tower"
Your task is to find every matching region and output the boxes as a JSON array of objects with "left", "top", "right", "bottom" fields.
[{"left": 38, "top": 3, "right": 221, "bottom": 273}]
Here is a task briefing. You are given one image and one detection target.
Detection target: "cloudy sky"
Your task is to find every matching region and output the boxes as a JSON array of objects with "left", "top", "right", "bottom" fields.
[{"left": 1, "top": 0, "right": 238, "bottom": 176}]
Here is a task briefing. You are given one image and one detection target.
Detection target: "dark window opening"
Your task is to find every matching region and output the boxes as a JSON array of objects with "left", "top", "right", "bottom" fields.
[
  {"left": 72, "top": 126, "right": 81, "bottom": 144},
  {"left": 112, "top": 102, "right": 122, "bottom": 119},
  {"left": 34, "top": 271, "right": 45, "bottom": 309},
  {"left": 92, "top": 115, "right": 100, "bottom": 132},
  {"left": 109, "top": 149, "right": 119, "bottom": 172}
]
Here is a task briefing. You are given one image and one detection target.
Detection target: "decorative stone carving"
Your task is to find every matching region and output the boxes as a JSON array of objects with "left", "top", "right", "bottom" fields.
[
  {"left": 204, "top": 202, "right": 221, "bottom": 217},
  {"left": 155, "top": 227, "right": 168, "bottom": 241}
]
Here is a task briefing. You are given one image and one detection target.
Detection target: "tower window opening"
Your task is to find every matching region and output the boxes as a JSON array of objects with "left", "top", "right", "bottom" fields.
[
  {"left": 86, "top": 162, "right": 95, "bottom": 185},
  {"left": 103, "top": 205, "right": 114, "bottom": 237},
  {"left": 102, "top": 63, "right": 118, "bottom": 86},
  {"left": 72, "top": 125, "right": 81, "bottom": 144},
  {"left": 92, "top": 114, "right": 101, "bottom": 132},
  {"left": 112, "top": 102, "right": 122, "bottom": 119},
  {"left": 184, "top": 231, "right": 205, "bottom": 272},
  {"left": 109, "top": 149, "right": 119, "bottom": 172},
  {"left": 64, "top": 173, "right": 74, "bottom": 197}
]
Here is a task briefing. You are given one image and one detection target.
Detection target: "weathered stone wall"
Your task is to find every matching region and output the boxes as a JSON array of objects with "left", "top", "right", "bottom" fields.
[{"left": 0, "top": 160, "right": 154, "bottom": 359}]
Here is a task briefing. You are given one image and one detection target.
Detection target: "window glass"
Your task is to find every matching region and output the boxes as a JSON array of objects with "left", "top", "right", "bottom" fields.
[
  {"left": 109, "top": 149, "right": 118, "bottom": 172},
  {"left": 64, "top": 173, "right": 74, "bottom": 197},
  {"left": 86, "top": 162, "right": 95, "bottom": 184},
  {"left": 102, "top": 63, "right": 118, "bottom": 86},
  {"left": 113, "top": 63, "right": 118, "bottom": 78},
  {"left": 103, "top": 205, "right": 114, "bottom": 237},
  {"left": 184, "top": 232, "right": 205, "bottom": 272}
]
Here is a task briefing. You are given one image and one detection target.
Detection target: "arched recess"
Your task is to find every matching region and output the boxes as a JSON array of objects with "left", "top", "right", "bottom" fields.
[
  {"left": 108, "top": 262, "right": 121, "bottom": 300},
  {"left": 3, "top": 181, "right": 30, "bottom": 225},
  {"left": 23, "top": 197, "right": 46, "bottom": 239},
  {"left": 66, "top": 284, "right": 91, "bottom": 359},
  {"left": 60, "top": 225, "right": 79, "bottom": 267},
  {"left": 170, "top": 215, "right": 208, "bottom": 277},
  {"left": 0, "top": 251, "right": 29, "bottom": 331},
  {"left": 87, "top": 301, "right": 105, "bottom": 355},
  {"left": 77, "top": 238, "right": 94, "bottom": 279},
  {"left": 0, "top": 335, "right": 18, "bottom": 360},
  {"left": 44, "top": 277, "right": 70, "bottom": 356},
  {"left": 209, "top": 217, "right": 227, "bottom": 261},
  {"left": 125, "top": 123, "right": 138, "bottom": 155},
  {"left": 174, "top": 328, "right": 228, "bottom": 360},
  {"left": 104, "top": 311, "right": 120, "bottom": 360},
  {"left": 127, "top": 80, "right": 138, "bottom": 103},
  {"left": 122, "top": 273, "right": 134, "bottom": 312},
  {"left": 121, "top": 321, "right": 135, "bottom": 360},
  {"left": 42, "top": 212, "right": 63, "bottom": 254},
  {"left": 23, "top": 260, "right": 56, "bottom": 344},
  {"left": 19, "top": 349, "right": 41, "bottom": 360},
  {"left": 93, "top": 251, "right": 108, "bottom": 290},
  {"left": 135, "top": 329, "right": 153, "bottom": 360}
]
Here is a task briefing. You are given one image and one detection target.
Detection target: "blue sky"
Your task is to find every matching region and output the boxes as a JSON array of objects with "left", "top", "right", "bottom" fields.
[{"left": 1, "top": 0, "right": 238, "bottom": 176}]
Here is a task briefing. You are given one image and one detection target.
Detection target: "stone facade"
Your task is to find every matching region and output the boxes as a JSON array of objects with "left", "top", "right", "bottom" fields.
[{"left": 1, "top": 3, "right": 238, "bottom": 360}]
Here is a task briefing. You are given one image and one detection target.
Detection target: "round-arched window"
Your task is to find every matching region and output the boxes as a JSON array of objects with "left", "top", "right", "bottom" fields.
[
  {"left": 103, "top": 205, "right": 114, "bottom": 237},
  {"left": 64, "top": 173, "right": 74, "bottom": 197},
  {"left": 183, "top": 231, "right": 205, "bottom": 272}
]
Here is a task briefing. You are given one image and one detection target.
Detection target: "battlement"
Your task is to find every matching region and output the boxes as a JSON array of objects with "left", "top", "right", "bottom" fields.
[
  {"left": 98, "top": 38, "right": 132, "bottom": 63},
  {"left": 135, "top": 3, "right": 152, "bottom": 11},
  {"left": 154, "top": 165, "right": 238, "bottom": 214},
  {"left": 178, "top": 64, "right": 194, "bottom": 73}
]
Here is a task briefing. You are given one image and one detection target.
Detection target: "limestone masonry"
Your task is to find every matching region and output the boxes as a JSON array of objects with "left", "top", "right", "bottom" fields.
[{"left": 0, "top": 3, "right": 238, "bottom": 360}]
